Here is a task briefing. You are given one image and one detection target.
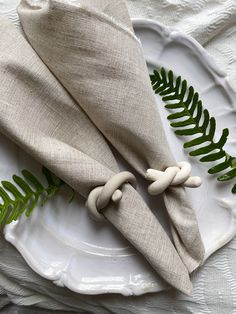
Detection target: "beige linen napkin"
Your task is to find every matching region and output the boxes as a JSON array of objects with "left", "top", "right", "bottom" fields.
[
  {"left": 0, "top": 16, "right": 193, "bottom": 294},
  {"left": 17, "top": 0, "right": 205, "bottom": 272}
]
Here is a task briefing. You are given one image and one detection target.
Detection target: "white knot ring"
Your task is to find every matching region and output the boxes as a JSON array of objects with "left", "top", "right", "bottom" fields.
[
  {"left": 145, "top": 161, "right": 202, "bottom": 195},
  {"left": 86, "top": 171, "right": 136, "bottom": 222}
]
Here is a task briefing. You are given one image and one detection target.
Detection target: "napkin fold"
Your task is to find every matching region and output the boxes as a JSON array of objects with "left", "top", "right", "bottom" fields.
[
  {"left": 0, "top": 16, "right": 192, "bottom": 294},
  {"left": 17, "top": 0, "right": 205, "bottom": 272}
]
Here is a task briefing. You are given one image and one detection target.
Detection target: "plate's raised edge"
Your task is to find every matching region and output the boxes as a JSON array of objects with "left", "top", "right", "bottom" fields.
[
  {"left": 132, "top": 18, "right": 236, "bottom": 107},
  {"left": 4, "top": 218, "right": 164, "bottom": 296},
  {"left": 203, "top": 198, "right": 236, "bottom": 260}
]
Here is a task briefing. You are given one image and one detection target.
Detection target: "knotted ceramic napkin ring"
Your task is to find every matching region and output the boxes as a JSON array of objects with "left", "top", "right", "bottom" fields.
[
  {"left": 145, "top": 161, "right": 202, "bottom": 195},
  {"left": 86, "top": 171, "right": 136, "bottom": 221}
]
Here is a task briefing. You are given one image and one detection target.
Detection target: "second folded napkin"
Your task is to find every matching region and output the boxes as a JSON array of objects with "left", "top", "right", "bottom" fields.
[{"left": 18, "top": 0, "right": 205, "bottom": 272}]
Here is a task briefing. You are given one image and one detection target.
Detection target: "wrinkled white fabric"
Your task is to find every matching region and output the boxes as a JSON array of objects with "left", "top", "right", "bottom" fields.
[{"left": 0, "top": 0, "right": 236, "bottom": 313}]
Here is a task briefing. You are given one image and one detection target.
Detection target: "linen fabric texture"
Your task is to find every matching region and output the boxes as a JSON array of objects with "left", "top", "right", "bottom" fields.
[
  {"left": 0, "top": 0, "right": 235, "bottom": 312},
  {"left": 17, "top": 0, "right": 205, "bottom": 273},
  {"left": 0, "top": 16, "right": 193, "bottom": 294}
]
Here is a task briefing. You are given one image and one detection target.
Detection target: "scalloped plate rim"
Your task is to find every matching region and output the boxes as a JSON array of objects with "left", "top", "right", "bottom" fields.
[{"left": 3, "top": 17, "right": 236, "bottom": 296}]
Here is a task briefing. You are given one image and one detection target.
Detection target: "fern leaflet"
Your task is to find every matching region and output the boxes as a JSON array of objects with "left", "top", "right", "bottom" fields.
[
  {"left": 150, "top": 67, "right": 236, "bottom": 194},
  {"left": 0, "top": 167, "right": 74, "bottom": 228}
]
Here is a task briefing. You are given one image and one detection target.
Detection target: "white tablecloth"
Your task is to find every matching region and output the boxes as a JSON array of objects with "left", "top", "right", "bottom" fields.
[{"left": 0, "top": 0, "right": 236, "bottom": 313}]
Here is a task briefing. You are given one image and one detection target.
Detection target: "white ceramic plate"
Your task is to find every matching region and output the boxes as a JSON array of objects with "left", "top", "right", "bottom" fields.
[{"left": 3, "top": 19, "right": 236, "bottom": 296}]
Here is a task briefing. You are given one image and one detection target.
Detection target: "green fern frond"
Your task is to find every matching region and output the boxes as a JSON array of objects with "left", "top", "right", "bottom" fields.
[
  {"left": 0, "top": 167, "right": 74, "bottom": 228},
  {"left": 150, "top": 67, "right": 236, "bottom": 194}
]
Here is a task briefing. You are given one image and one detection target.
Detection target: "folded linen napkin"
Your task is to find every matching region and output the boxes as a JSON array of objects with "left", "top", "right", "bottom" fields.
[
  {"left": 0, "top": 16, "right": 192, "bottom": 294},
  {"left": 17, "top": 0, "right": 205, "bottom": 272}
]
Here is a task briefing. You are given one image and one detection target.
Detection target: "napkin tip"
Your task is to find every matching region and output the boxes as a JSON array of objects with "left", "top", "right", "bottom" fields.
[{"left": 179, "top": 280, "right": 193, "bottom": 296}]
